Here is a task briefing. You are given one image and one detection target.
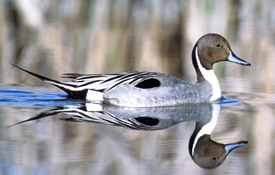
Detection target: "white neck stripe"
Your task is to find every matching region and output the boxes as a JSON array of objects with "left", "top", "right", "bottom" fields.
[{"left": 195, "top": 47, "right": 221, "bottom": 101}]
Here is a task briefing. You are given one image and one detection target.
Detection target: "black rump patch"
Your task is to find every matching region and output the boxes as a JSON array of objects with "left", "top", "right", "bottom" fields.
[
  {"left": 135, "top": 117, "right": 159, "bottom": 126},
  {"left": 135, "top": 78, "right": 160, "bottom": 89},
  {"left": 66, "top": 89, "right": 88, "bottom": 99}
]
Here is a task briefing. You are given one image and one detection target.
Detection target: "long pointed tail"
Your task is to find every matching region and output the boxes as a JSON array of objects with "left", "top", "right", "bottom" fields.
[
  {"left": 12, "top": 64, "right": 88, "bottom": 99},
  {"left": 12, "top": 64, "right": 64, "bottom": 85}
]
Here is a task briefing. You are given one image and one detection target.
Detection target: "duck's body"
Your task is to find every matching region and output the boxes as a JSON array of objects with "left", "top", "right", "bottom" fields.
[
  {"left": 103, "top": 73, "right": 213, "bottom": 106},
  {"left": 68, "top": 71, "right": 213, "bottom": 106},
  {"left": 13, "top": 33, "right": 250, "bottom": 107}
]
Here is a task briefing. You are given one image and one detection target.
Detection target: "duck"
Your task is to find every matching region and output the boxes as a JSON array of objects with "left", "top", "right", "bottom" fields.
[{"left": 13, "top": 33, "right": 251, "bottom": 107}]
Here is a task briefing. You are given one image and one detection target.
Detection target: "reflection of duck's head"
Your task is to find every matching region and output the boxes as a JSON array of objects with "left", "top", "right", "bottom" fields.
[
  {"left": 189, "top": 104, "right": 248, "bottom": 169},
  {"left": 191, "top": 135, "right": 247, "bottom": 168}
]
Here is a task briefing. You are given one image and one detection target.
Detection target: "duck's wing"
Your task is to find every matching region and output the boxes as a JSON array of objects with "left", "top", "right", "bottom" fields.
[{"left": 62, "top": 71, "right": 156, "bottom": 92}]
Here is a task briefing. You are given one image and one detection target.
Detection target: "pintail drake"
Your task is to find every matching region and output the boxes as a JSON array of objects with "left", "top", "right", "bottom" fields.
[{"left": 13, "top": 33, "right": 251, "bottom": 107}]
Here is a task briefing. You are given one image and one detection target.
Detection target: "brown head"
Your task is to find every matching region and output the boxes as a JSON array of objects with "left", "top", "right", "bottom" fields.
[{"left": 193, "top": 33, "right": 250, "bottom": 71}]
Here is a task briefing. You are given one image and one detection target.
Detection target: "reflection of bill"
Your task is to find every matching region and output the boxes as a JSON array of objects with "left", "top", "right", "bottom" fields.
[{"left": 10, "top": 102, "right": 247, "bottom": 169}]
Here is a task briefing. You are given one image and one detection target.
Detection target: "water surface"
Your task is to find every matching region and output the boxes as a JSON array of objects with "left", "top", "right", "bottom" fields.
[{"left": 0, "top": 85, "right": 270, "bottom": 175}]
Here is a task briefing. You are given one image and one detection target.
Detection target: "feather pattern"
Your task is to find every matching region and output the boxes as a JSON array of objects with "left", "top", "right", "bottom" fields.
[
  {"left": 62, "top": 71, "right": 156, "bottom": 92},
  {"left": 12, "top": 63, "right": 163, "bottom": 103}
]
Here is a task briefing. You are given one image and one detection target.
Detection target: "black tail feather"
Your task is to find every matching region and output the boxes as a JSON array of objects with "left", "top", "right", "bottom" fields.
[
  {"left": 11, "top": 64, "right": 88, "bottom": 99},
  {"left": 11, "top": 63, "right": 65, "bottom": 85}
]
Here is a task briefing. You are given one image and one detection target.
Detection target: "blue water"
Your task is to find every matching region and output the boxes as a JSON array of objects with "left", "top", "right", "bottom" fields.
[
  {"left": 0, "top": 86, "right": 240, "bottom": 107},
  {"left": 0, "top": 85, "right": 256, "bottom": 174},
  {"left": 0, "top": 86, "right": 84, "bottom": 106}
]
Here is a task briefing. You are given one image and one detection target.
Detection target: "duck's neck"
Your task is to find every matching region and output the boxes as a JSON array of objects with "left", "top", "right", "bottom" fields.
[{"left": 192, "top": 45, "right": 221, "bottom": 101}]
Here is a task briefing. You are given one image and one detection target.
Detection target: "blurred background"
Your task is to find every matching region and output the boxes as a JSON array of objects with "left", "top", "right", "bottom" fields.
[
  {"left": 1, "top": 0, "right": 273, "bottom": 91},
  {"left": 0, "top": 0, "right": 275, "bottom": 175}
]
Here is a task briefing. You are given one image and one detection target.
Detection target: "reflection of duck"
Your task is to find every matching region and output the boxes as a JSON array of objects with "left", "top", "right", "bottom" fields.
[
  {"left": 12, "top": 33, "right": 250, "bottom": 107},
  {"left": 10, "top": 102, "right": 247, "bottom": 168},
  {"left": 188, "top": 104, "right": 247, "bottom": 168}
]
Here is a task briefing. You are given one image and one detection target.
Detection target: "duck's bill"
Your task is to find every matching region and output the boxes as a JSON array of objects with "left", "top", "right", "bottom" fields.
[
  {"left": 224, "top": 141, "right": 248, "bottom": 155},
  {"left": 227, "top": 51, "right": 251, "bottom": 66}
]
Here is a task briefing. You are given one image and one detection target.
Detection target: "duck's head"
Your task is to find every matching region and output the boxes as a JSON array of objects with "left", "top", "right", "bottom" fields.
[
  {"left": 191, "top": 135, "right": 248, "bottom": 169},
  {"left": 192, "top": 33, "right": 250, "bottom": 73}
]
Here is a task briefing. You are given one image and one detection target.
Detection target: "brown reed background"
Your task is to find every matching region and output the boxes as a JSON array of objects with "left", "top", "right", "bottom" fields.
[
  {"left": 1, "top": 0, "right": 274, "bottom": 91},
  {"left": 1, "top": 0, "right": 275, "bottom": 175}
]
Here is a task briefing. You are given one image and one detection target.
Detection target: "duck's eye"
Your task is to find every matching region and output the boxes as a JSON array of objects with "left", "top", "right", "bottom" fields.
[
  {"left": 215, "top": 44, "right": 221, "bottom": 48},
  {"left": 211, "top": 157, "right": 217, "bottom": 161}
]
